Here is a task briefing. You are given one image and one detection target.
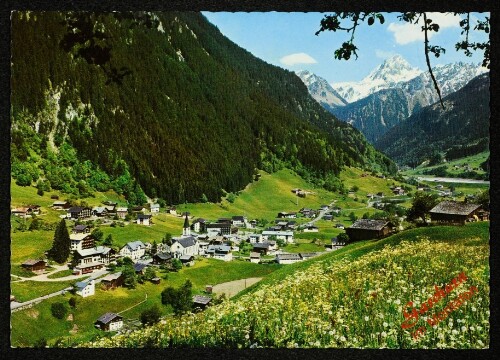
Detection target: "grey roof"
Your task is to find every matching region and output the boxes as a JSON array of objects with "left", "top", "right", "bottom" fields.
[
  {"left": 207, "top": 245, "right": 231, "bottom": 253},
  {"left": 125, "top": 241, "right": 145, "bottom": 251},
  {"left": 430, "top": 201, "right": 481, "bottom": 216},
  {"left": 253, "top": 243, "right": 270, "bottom": 249},
  {"left": 232, "top": 216, "right": 245, "bottom": 221},
  {"left": 101, "top": 272, "right": 122, "bottom": 281},
  {"left": 348, "top": 219, "right": 390, "bottom": 231},
  {"left": 155, "top": 252, "right": 172, "bottom": 260},
  {"left": 137, "top": 214, "right": 152, "bottom": 220},
  {"left": 174, "top": 236, "right": 197, "bottom": 248},
  {"left": 134, "top": 263, "right": 148, "bottom": 272},
  {"left": 300, "top": 253, "right": 318, "bottom": 258},
  {"left": 77, "top": 246, "right": 111, "bottom": 257},
  {"left": 68, "top": 206, "right": 84, "bottom": 212},
  {"left": 93, "top": 207, "right": 107, "bottom": 213},
  {"left": 74, "top": 225, "right": 88, "bottom": 231},
  {"left": 75, "top": 279, "right": 92, "bottom": 289},
  {"left": 180, "top": 255, "right": 194, "bottom": 261},
  {"left": 193, "top": 295, "right": 212, "bottom": 305},
  {"left": 277, "top": 253, "right": 302, "bottom": 261},
  {"left": 96, "top": 312, "right": 122, "bottom": 325},
  {"left": 22, "top": 259, "right": 45, "bottom": 266}
]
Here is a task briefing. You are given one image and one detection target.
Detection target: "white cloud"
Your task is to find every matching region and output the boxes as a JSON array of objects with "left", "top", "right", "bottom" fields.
[
  {"left": 388, "top": 12, "right": 461, "bottom": 45},
  {"left": 375, "top": 49, "right": 396, "bottom": 59},
  {"left": 280, "top": 52, "right": 317, "bottom": 66}
]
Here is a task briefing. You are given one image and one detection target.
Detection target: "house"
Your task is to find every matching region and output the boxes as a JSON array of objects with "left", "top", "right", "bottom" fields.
[
  {"left": 70, "top": 233, "right": 95, "bottom": 252},
  {"left": 52, "top": 201, "right": 70, "bottom": 210},
  {"left": 26, "top": 204, "right": 41, "bottom": 215},
  {"left": 249, "top": 252, "right": 261, "bottom": 263},
  {"left": 231, "top": 216, "right": 246, "bottom": 227},
  {"left": 248, "top": 219, "right": 258, "bottom": 228},
  {"left": 277, "top": 212, "right": 297, "bottom": 219},
  {"left": 136, "top": 214, "right": 152, "bottom": 226},
  {"left": 170, "top": 236, "right": 199, "bottom": 258},
  {"left": 152, "top": 252, "right": 173, "bottom": 265},
  {"left": 192, "top": 295, "right": 212, "bottom": 310},
  {"left": 335, "top": 223, "right": 345, "bottom": 229},
  {"left": 67, "top": 206, "right": 92, "bottom": 220},
  {"left": 95, "top": 313, "right": 123, "bottom": 332},
  {"left": 206, "top": 245, "right": 232, "bottom": 261},
  {"left": 11, "top": 208, "right": 27, "bottom": 217},
  {"left": 300, "top": 253, "right": 318, "bottom": 260},
  {"left": 323, "top": 214, "right": 333, "bottom": 221},
  {"left": 116, "top": 207, "right": 128, "bottom": 219},
  {"left": 331, "top": 237, "right": 346, "bottom": 250},
  {"left": 167, "top": 207, "right": 177, "bottom": 215},
  {"left": 248, "top": 234, "right": 262, "bottom": 244},
  {"left": 197, "top": 240, "right": 210, "bottom": 255},
  {"left": 252, "top": 242, "right": 270, "bottom": 255},
  {"left": 345, "top": 219, "right": 394, "bottom": 242},
  {"left": 21, "top": 259, "right": 46, "bottom": 274},
  {"left": 429, "top": 201, "right": 483, "bottom": 225},
  {"left": 303, "top": 225, "right": 319, "bottom": 233},
  {"left": 276, "top": 253, "right": 302, "bottom": 265},
  {"left": 72, "top": 225, "right": 90, "bottom": 234},
  {"left": 206, "top": 222, "right": 231, "bottom": 236},
  {"left": 190, "top": 218, "right": 207, "bottom": 233},
  {"left": 120, "top": 241, "right": 147, "bottom": 260},
  {"left": 92, "top": 207, "right": 108, "bottom": 217},
  {"left": 73, "top": 246, "right": 112, "bottom": 274},
  {"left": 320, "top": 205, "right": 329, "bottom": 211},
  {"left": 179, "top": 255, "right": 195, "bottom": 266},
  {"left": 133, "top": 262, "right": 148, "bottom": 274},
  {"left": 131, "top": 206, "right": 147, "bottom": 213},
  {"left": 100, "top": 272, "right": 124, "bottom": 290},
  {"left": 74, "top": 279, "right": 95, "bottom": 298},
  {"left": 262, "top": 230, "right": 294, "bottom": 243},
  {"left": 150, "top": 203, "right": 160, "bottom": 214}
]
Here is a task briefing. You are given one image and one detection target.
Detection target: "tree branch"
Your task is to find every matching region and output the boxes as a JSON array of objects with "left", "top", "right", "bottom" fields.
[{"left": 423, "top": 13, "right": 444, "bottom": 110}]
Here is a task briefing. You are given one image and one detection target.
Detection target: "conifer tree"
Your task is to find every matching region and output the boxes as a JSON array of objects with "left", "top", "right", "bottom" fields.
[{"left": 48, "top": 219, "right": 71, "bottom": 264}]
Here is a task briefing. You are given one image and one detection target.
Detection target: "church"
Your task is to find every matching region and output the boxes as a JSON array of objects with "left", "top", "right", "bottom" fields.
[{"left": 170, "top": 215, "right": 200, "bottom": 258}]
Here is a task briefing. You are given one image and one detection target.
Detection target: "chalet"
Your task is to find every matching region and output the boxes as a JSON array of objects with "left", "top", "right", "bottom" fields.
[
  {"left": 429, "top": 201, "right": 483, "bottom": 225},
  {"left": 92, "top": 207, "right": 108, "bottom": 217},
  {"left": 262, "top": 230, "right": 294, "bottom": 243},
  {"left": 116, "top": 207, "right": 128, "bottom": 219},
  {"left": 70, "top": 233, "right": 95, "bottom": 252},
  {"left": 231, "top": 216, "right": 246, "bottom": 227},
  {"left": 136, "top": 214, "right": 152, "bottom": 225},
  {"left": 167, "top": 207, "right": 177, "bottom": 215},
  {"left": 67, "top": 207, "right": 92, "bottom": 220},
  {"left": 133, "top": 262, "right": 148, "bottom": 274},
  {"left": 72, "top": 224, "right": 90, "bottom": 234},
  {"left": 206, "top": 222, "right": 231, "bottom": 236},
  {"left": 100, "top": 272, "right": 124, "bottom": 290},
  {"left": 21, "top": 259, "right": 46, "bottom": 274},
  {"left": 250, "top": 252, "right": 261, "bottom": 263},
  {"left": 252, "top": 242, "right": 270, "bottom": 255},
  {"left": 104, "top": 205, "right": 116, "bottom": 215},
  {"left": 52, "top": 201, "right": 70, "bottom": 210},
  {"left": 276, "top": 253, "right": 302, "bottom": 265},
  {"left": 190, "top": 218, "right": 207, "bottom": 233},
  {"left": 192, "top": 295, "right": 212, "bottom": 310},
  {"left": 206, "top": 245, "right": 232, "bottom": 261},
  {"left": 170, "top": 236, "right": 199, "bottom": 258},
  {"left": 26, "top": 205, "right": 41, "bottom": 215},
  {"left": 150, "top": 203, "right": 160, "bottom": 213},
  {"left": 11, "top": 208, "right": 27, "bottom": 217},
  {"left": 120, "top": 241, "right": 147, "bottom": 260},
  {"left": 179, "top": 254, "right": 195, "bottom": 266},
  {"left": 95, "top": 313, "right": 123, "bottom": 332},
  {"left": 345, "top": 219, "right": 394, "bottom": 241},
  {"left": 303, "top": 225, "right": 319, "bottom": 233},
  {"left": 74, "top": 279, "right": 95, "bottom": 298},
  {"left": 74, "top": 246, "right": 112, "bottom": 274},
  {"left": 248, "top": 233, "right": 262, "bottom": 244},
  {"left": 152, "top": 252, "right": 173, "bottom": 265}
]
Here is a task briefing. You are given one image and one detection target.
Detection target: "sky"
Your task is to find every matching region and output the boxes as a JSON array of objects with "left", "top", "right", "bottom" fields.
[{"left": 202, "top": 12, "right": 489, "bottom": 84}]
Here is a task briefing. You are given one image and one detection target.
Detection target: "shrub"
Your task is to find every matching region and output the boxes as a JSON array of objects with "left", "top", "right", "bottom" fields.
[
  {"left": 51, "top": 302, "right": 67, "bottom": 319},
  {"left": 140, "top": 304, "right": 162, "bottom": 326}
]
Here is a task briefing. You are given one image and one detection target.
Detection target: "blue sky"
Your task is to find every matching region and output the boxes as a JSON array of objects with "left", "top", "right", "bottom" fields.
[{"left": 202, "top": 12, "right": 489, "bottom": 84}]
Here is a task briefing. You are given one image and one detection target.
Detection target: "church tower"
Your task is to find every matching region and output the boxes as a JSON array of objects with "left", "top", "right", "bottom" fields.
[{"left": 182, "top": 214, "right": 191, "bottom": 236}]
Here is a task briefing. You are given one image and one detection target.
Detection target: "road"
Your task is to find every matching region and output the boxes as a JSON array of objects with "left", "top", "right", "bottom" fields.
[
  {"left": 415, "top": 176, "right": 489, "bottom": 185},
  {"left": 302, "top": 201, "right": 337, "bottom": 227}
]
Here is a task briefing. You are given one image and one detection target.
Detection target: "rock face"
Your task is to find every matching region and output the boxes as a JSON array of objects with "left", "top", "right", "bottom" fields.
[{"left": 295, "top": 70, "right": 348, "bottom": 112}]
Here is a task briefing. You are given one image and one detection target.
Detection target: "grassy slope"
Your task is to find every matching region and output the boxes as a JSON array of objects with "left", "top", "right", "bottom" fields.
[{"left": 402, "top": 152, "right": 489, "bottom": 177}]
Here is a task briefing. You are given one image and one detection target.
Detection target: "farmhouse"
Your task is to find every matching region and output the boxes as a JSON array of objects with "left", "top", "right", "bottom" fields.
[
  {"left": 21, "top": 259, "right": 46, "bottom": 274},
  {"left": 249, "top": 252, "right": 260, "bottom": 263},
  {"left": 70, "top": 233, "right": 96, "bottom": 252},
  {"left": 429, "top": 201, "right": 483, "bottom": 225},
  {"left": 262, "top": 230, "right": 294, "bottom": 243},
  {"left": 170, "top": 236, "right": 199, "bottom": 258},
  {"left": 192, "top": 295, "right": 212, "bottom": 310},
  {"left": 206, "top": 245, "right": 232, "bottom": 261},
  {"left": 95, "top": 313, "right": 123, "bottom": 332},
  {"left": 252, "top": 242, "right": 270, "bottom": 255},
  {"left": 100, "top": 272, "right": 124, "bottom": 290},
  {"left": 67, "top": 206, "right": 92, "bottom": 220},
  {"left": 152, "top": 252, "right": 173, "bottom": 265},
  {"left": 150, "top": 203, "right": 160, "bottom": 213},
  {"left": 92, "top": 207, "right": 108, "bottom": 217},
  {"left": 136, "top": 214, "right": 152, "bottom": 226},
  {"left": 74, "top": 279, "right": 95, "bottom": 298},
  {"left": 120, "top": 241, "right": 147, "bottom": 260},
  {"left": 276, "top": 253, "right": 302, "bottom": 265},
  {"left": 346, "top": 219, "right": 394, "bottom": 241}
]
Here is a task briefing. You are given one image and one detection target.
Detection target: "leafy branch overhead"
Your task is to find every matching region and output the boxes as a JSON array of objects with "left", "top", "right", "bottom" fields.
[{"left": 316, "top": 12, "right": 490, "bottom": 109}]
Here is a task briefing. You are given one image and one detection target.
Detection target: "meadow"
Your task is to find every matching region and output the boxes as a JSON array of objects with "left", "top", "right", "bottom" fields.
[{"left": 82, "top": 222, "right": 489, "bottom": 349}]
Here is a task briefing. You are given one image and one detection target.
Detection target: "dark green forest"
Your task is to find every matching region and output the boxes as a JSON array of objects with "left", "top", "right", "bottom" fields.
[{"left": 11, "top": 11, "right": 396, "bottom": 204}]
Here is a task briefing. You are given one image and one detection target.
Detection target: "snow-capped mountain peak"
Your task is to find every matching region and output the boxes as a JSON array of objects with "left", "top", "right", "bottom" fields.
[{"left": 296, "top": 70, "right": 348, "bottom": 109}]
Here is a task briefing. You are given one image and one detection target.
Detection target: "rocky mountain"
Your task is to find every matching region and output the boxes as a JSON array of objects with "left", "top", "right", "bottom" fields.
[
  {"left": 295, "top": 70, "right": 348, "bottom": 112},
  {"left": 375, "top": 73, "right": 490, "bottom": 167},
  {"left": 11, "top": 11, "right": 396, "bottom": 205},
  {"left": 329, "top": 59, "right": 487, "bottom": 143}
]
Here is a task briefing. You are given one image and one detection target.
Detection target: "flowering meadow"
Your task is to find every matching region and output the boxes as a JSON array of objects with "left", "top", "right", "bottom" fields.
[{"left": 84, "top": 230, "right": 489, "bottom": 349}]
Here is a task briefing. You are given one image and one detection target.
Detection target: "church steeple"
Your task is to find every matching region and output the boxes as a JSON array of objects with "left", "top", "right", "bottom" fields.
[{"left": 182, "top": 214, "right": 190, "bottom": 236}]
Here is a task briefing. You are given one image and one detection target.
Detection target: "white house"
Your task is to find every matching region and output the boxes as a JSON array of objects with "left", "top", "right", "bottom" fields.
[
  {"left": 250, "top": 252, "right": 260, "bottom": 263},
  {"left": 95, "top": 313, "right": 123, "bottom": 332},
  {"left": 262, "top": 230, "right": 294, "bottom": 243},
  {"left": 119, "top": 241, "right": 147, "bottom": 260},
  {"left": 74, "top": 279, "right": 95, "bottom": 297},
  {"left": 70, "top": 233, "right": 95, "bottom": 252},
  {"left": 248, "top": 234, "right": 262, "bottom": 244},
  {"left": 136, "top": 214, "right": 152, "bottom": 225},
  {"left": 231, "top": 216, "right": 246, "bottom": 227},
  {"left": 303, "top": 225, "right": 319, "bottom": 233},
  {"left": 276, "top": 253, "right": 302, "bottom": 265},
  {"left": 150, "top": 203, "right": 160, "bottom": 213},
  {"left": 206, "top": 245, "right": 232, "bottom": 261},
  {"left": 74, "top": 246, "right": 112, "bottom": 274},
  {"left": 170, "top": 236, "right": 199, "bottom": 258},
  {"left": 116, "top": 207, "right": 128, "bottom": 219}
]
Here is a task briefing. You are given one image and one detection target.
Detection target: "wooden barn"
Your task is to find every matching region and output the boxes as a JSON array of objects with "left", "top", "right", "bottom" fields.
[
  {"left": 21, "top": 259, "right": 46, "bottom": 274},
  {"left": 429, "top": 201, "right": 483, "bottom": 225},
  {"left": 345, "top": 219, "right": 394, "bottom": 242}
]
